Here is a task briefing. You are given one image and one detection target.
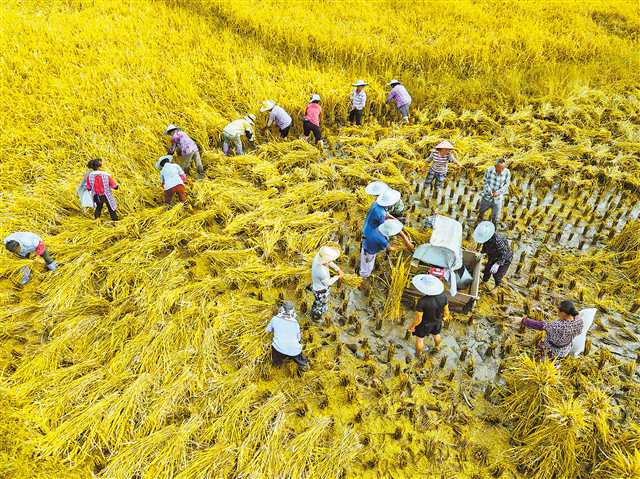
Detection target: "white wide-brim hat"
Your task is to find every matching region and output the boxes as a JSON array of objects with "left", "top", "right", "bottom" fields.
[
  {"left": 365, "top": 181, "right": 390, "bottom": 196},
  {"left": 473, "top": 221, "right": 496, "bottom": 244},
  {"left": 378, "top": 219, "right": 403, "bottom": 237},
  {"left": 376, "top": 188, "right": 401, "bottom": 207},
  {"left": 310, "top": 94, "right": 321, "bottom": 102},
  {"left": 435, "top": 140, "right": 454, "bottom": 150},
  {"left": 412, "top": 274, "right": 445, "bottom": 296},
  {"left": 155, "top": 155, "right": 173, "bottom": 169},
  {"left": 260, "top": 100, "right": 275, "bottom": 112},
  {"left": 318, "top": 246, "right": 341, "bottom": 262},
  {"left": 245, "top": 114, "right": 256, "bottom": 124},
  {"left": 388, "top": 79, "right": 400, "bottom": 86},
  {"left": 353, "top": 80, "right": 368, "bottom": 87},
  {"left": 164, "top": 124, "right": 178, "bottom": 135}
]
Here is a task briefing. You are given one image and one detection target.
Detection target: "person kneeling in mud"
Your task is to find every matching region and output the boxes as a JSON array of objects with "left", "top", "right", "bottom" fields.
[
  {"left": 266, "top": 301, "right": 310, "bottom": 372},
  {"left": 407, "top": 274, "right": 449, "bottom": 355}
]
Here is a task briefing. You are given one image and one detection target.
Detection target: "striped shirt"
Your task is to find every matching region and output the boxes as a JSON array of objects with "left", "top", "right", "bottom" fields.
[
  {"left": 481, "top": 233, "right": 513, "bottom": 265},
  {"left": 351, "top": 89, "right": 367, "bottom": 111},
  {"left": 482, "top": 166, "right": 511, "bottom": 200},
  {"left": 267, "top": 105, "right": 292, "bottom": 130},
  {"left": 386, "top": 84, "right": 412, "bottom": 108},
  {"left": 428, "top": 150, "right": 456, "bottom": 175}
]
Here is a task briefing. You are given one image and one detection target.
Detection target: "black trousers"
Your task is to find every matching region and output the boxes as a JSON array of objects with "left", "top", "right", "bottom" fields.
[
  {"left": 348, "top": 109, "right": 363, "bottom": 125},
  {"left": 280, "top": 124, "right": 291, "bottom": 138},
  {"left": 94, "top": 194, "right": 118, "bottom": 221},
  {"left": 272, "top": 346, "right": 309, "bottom": 370},
  {"left": 482, "top": 260, "right": 511, "bottom": 286},
  {"left": 303, "top": 120, "right": 322, "bottom": 143}
]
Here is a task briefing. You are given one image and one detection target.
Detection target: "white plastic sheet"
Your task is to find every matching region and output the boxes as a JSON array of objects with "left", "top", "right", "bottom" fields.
[{"left": 570, "top": 308, "right": 596, "bottom": 356}]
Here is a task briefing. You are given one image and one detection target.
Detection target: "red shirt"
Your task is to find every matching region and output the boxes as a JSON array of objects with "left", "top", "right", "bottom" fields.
[{"left": 86, "top": 173, "right": 117, "bottom": 195}]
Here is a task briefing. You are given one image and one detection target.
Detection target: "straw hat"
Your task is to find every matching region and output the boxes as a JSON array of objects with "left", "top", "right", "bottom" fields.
[
  {"left": 260, "top": 100, "right": 275, "bottom": 112},
  {"left": 412, "top": 274, "right": 445, "bottom": 296},
  {"left": 365, "top": 181, "right": 389, "bottom": 196},
  {"left": 473, "top": 221, "right": 496, "bottom": 244},
  {"left": 378, "top": 219, "right": 403, "bottom": 237},
  {"left": 376, "top": 188, "right": 401, "bottom": 207},
  {"left": 318, "top": 246, "right": 341, "bottom": 262},
  {"left": 164, "top": 124, "right": 178, "bottom": 135},
  {"left": 244, "top": 114, "right": 256, "bottom": 124},
  {"left": 310, "top": 93, "right": 321, "bottom": 102},
  {"left": 352, "top": 80, "right": 368, "bottom": 87},
  {"left": 388, "top": 79, "right": 401, "bottom": 86},
  {"left": 435, "top": 140, "right": 454, "bottom": 150},
  {"left": 155, "top": 154, "right": 173, "bottom": 170}
]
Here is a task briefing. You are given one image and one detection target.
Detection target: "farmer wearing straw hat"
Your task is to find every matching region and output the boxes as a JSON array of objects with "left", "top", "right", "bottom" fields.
[
  {"left": 364, "top": 181, "right": 406, "bottom": 222},
  {"left": 386, "top": 79, "right": 412, "bottom": 123},
  {"left": 478, "top": 158, "right": 511, "bottom": 225},
  {"left": 407, "top": 274, "right": 449, "bottom": 354},
  {"left": 266, "top": 301, "right": 310, "bottom": 372},
  {"left": 156, "top": 155, "right": 187, "bottom": 205},
  {"left": 474, "top": 221, "right": 513, "bottom": 288},
  {"left": 349, "top": 80, "right": 368, "bottom": 126},
  {"left": 86, "top": 159, "right": 119, "bottom": 221},
  {"left": 222, "top": 114, "right": 256, "bottom": 156},
  {"left": 4, "top": 232, "right": 57, "bottom": 285},
  {"left": 260, "top": 100, "right": 293, "bottom": 138},
  {"left": 164, "top": 124, "right": 204, "bottom": 178},
  {"left": 359, "top": 219, "right": 412, "bottom": 279},
  {"left": 303, "top": 94, "right": 323, "bottom": 146},
  {"left": 425, "top": 141, "right": 460, "bottom": 190},
  {"left": 310, "top": 245, "right": 344, "bottom": 321}
]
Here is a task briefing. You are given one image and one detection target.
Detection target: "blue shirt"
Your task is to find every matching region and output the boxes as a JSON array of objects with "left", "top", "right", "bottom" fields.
[
  {"left": 362, "top": 202, "right": 386, "bottom": 238},
  {"left": 363, "top": 230, "right": 389, "bottom": 254}
]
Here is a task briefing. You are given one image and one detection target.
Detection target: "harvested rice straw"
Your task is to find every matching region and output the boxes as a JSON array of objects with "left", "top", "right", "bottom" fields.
[
  {"left": 382, "top": 254, "right": 410, "bottom": 322},
  {"left": 342, "top": 273, "right": 363, "bottom": 288}
]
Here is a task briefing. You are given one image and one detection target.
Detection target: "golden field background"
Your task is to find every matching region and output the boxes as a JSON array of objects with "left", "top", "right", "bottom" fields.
[{"left": 1, "top": 0, "right": 640, "bottom": 478}]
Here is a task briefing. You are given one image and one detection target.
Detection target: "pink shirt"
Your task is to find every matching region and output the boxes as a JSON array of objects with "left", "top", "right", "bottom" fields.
[
  {"left": 304, "top": 103, "right": 322, "bottom": 126},
  {"left": 168, "top": 130, "right": 198, "bottom": 156}
]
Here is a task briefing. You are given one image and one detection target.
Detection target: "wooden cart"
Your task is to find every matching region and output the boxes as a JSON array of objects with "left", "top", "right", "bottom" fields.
[{"left": 402, "top": 215, "right": 483, "bottom": 313}]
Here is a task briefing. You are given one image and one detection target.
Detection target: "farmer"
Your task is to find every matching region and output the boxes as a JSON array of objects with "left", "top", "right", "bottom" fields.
[
  {"left": 303, "top": 94, "right": 323, "bottom": 146},
  {"left": 386, "top": 79, "right": 412, "bottom": 123},
  {"left": 164, "top": 124, "right": 204, "bottom": 178},
  {"left": 266, "top": 301, "right": 310, "bottom": 372},
  {"left": 4, "top": 232, "right": 57, "bottom": 284},
  {"left": 156, "top": 155, "right": 187, "bottom": 205},
  {"left": 364, "top": 181, "right": 406, "bottom": 222},
  {"left": 359, "top": 218, "right": 412, "bottom": 279},
  {"left": 86, "top": 159, "right": 119, "bottom": 221},
  {"left": 407, "top": 274, "right": 449, "bottom": 354},
  {"left": 310, "top": 245, "right": 344, "bottom": 321},
  {"left": 223, "top": 114, "right": 256, "bottom": 156},
  {"left": 473, "top": 221, "right": 513, "bottom": 288},
  {"left": 478, "top": 158, "right": 511, "bottom": 225},
  {"left": 514, "top": 300, "right": 584, "bottom": 360},
  {"left": 349, "top": 80, "right": 367, "bottom": 126},
  {"left": 425, "top": 141, "right": 460, "bottom": 190},
  {"left": 260, "top": 100, "right": 293, "bottom": 138}
]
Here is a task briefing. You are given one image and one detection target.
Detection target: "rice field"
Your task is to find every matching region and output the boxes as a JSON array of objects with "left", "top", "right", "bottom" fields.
[{"left": 1, "top": 1, "right": 639, "bottom": 478}]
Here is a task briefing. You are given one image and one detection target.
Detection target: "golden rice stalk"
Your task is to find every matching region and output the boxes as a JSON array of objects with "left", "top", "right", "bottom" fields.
[
  {"left": 596, "top": 448, "right": 640, "bottom": 479},
  {"left": 342, "top": 273, "right": 363, "bottom": 288},
  {"left": 383, "top": 254, "right": 410, "bottom": 322}
]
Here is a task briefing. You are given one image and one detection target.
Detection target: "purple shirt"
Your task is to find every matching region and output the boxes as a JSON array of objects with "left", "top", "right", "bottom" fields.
[
  {"left": 267, "top": 105, "right": 292, "bottom": 130},
  {"left": 168, "top": 130, "right": 198, "bottom": 156},
  {"left": 386, "top": 84, "right": 412, "bottom": 108}
]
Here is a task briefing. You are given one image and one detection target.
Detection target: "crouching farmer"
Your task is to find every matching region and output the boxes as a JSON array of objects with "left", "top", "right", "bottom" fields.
[
  {"left": 4, "top": 232, "right": 57, "bottom": 285},
  {"left": 156, "top": 155, "right": 187, "bottom": 205},
  {"left": 266, "top": 301, "right": 310, "bottom": 372}
]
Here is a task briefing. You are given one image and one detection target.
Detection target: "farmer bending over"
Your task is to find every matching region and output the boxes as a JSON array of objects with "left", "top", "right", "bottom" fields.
[
  {"left": 266, "top": 301, "right": 310, "bottom": 372},
  {"left": 4, "top": 232, "right": 57, "bottom": 284},
  {"left": 473, "top": 221, "right": 513, "bottom": 289},
  {"left": 164, "top": 124, "right": 204, "bottom": 178}
]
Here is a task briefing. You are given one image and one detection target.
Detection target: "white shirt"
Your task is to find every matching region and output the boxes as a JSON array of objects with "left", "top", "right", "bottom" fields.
[
  {"left": 223, "top": 119, "right": 254, "bottom": 138},
  {"left": 311, "top": 255, "right": 340, "bottom": 291},
  {"left": 4, "top": 232, "right": 42, "bottom": 257},
  {"left": 160, "top": 163, "right": 186, "bottom": 191},
  {"left": 265, "top": 313, "right": 302, "bottom": 356}
]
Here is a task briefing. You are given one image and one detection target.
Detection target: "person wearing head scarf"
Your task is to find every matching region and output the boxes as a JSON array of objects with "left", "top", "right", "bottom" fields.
[
  {"left": 85, "top": 158, "right": 119, "bottom": 221},
  {"left": 407, "top": 274, "right": 449, "bottom": 354},
  {"left": 310, "top": 246, "right": 343, "bottom": 321},
  {"left": 516, "top": 300, "right": 584, "bottom": 360},
  {"left": 4, "top": 232, "right": 57, "bottom": 284},
  {"left": 222, "top": 114, "right": 256, "bottom": 156},
  {"left": 266, "top": 301, "right": 310, "bottom": 372},
  {"left": 164, "top": 124, "right": 204, "bottom": 178}
]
